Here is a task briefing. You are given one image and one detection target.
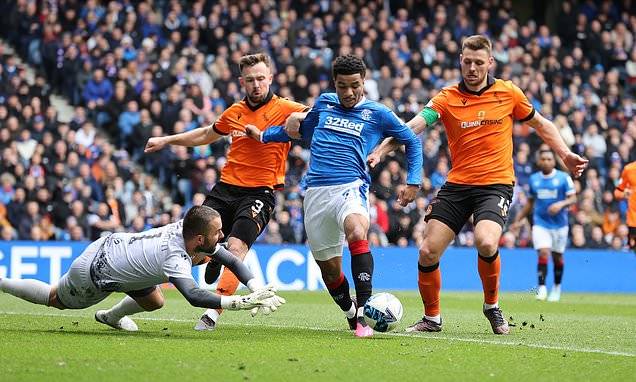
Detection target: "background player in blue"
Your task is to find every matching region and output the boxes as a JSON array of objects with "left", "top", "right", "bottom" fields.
[
  {"left": 246, "top": 55, "right": 423, "bottom": 337},
  {"left": 511, "top": 148, "right": 577, "bottom": 302}
]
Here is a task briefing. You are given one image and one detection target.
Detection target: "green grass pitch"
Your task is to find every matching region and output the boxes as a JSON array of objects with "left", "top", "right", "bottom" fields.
[{"left": 1, "top": 290, "right": 634, "bottom": 381}]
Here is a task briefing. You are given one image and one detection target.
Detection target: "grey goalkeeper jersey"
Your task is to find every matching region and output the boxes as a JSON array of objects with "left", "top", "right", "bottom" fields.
[{"left": 90, "top": 220, "right": 203, "bottom": 292}]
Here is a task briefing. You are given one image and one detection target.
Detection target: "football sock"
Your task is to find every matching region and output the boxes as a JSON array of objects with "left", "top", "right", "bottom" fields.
[
  {"left": 350, "top": 240, "right": 373, "bottom": 311},
  {"left": 417, "top": 262, "right": 441, "bottom": 317},
  {"left": 325, "top": 272, "right": 355, "bottom": 317},
  {"left": 214, "top": 269, "right": 241, "bottom": 315},
  {"left": 0, "top": 278, "right": 51, "bottom": 305},
  {"left": 201, "top": 308, "right": 220, "bottom": 323},
  {"left": 538, "top": 256, "right": 548, "bottom": 285},
  {"left": 484, "top": 302, "right": 499, "bottom": 310},
  {"left": 425, "top": 314, "right": 441, "bottom": 324},
  {"left": 107, "top": 296, "right": 145, "bottom": 320},
  {"left": 478, "top": 251, "right": 500, "bottom": 305},
  {"left": 552, "top": 252, "right": 564, "bottom": 285}
]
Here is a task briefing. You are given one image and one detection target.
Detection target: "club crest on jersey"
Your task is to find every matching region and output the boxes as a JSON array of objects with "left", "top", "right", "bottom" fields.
[{"left": 360, "top": 109, "right": 372, "bottom": 121}]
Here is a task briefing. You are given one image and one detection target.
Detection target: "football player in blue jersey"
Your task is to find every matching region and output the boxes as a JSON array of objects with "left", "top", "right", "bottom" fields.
[
  {"left": 511, "top": 148, "right": 577, "bottom": 302},
  {"left": 246, "top": 55, "right": 423, "bottom": 337}
]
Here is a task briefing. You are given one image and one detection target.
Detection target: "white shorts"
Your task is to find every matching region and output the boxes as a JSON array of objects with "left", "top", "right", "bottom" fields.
[
  {"left": 56, "top": 237, "right": 112, "bottom": 309},
  {"left": 532, "top": 225, "right": 568, "bottom": 254},
  {"left": 304, "top": 179, "right": 370, "bottom": 261}
]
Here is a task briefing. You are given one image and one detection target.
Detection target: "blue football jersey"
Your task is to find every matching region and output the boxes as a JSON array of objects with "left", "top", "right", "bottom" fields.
[
  {"left": 262, "top": 93, "right": 423, "bottom": 188},
  {"left": 528, "top": 170, "right": 575, "bottom": 229}
]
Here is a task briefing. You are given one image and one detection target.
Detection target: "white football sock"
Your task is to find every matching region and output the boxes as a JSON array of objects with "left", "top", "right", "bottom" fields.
[
  {"left": 484, "top": 302, "right": 499, "bottom": 310},
  {"left": 0, "top": 278, "right": 51, "bottom": 305},
  {"left": 344, "top": 302, "right": 356, "bottom": 319},
  {"left": 203, "top": 308, "right": 220, "bottom": 323},
  {"left": 425, "top": 314, "right": 441, "bottom": 324},
  {"left": 106, "top": 296, "right": 145, "bottom": 320}
]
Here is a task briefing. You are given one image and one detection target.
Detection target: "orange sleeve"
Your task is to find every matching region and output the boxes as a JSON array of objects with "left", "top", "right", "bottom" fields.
[
  {"left": 213, "top": 108, "right": 234, "bottom": 135},
  {"left": 281, "top": 99, "right": 310, "bottom": 114},
  {"left": 614, "top": 169, "right": 630, "bottom": 198},
  {"left": 427, "top": 89, "right": 448, "bottom": 116},
  {"left": 511, "top": 83, "right": 535, "bottom": 122}
]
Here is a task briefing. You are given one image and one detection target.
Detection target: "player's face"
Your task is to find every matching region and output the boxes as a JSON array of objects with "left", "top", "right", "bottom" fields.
[
  {"left": 460, "top": 48, "right": 493, "bottom": 90},
  {"left": 538, "top": 152, "right": 556, "bottom": 174},
  {"left": 334, "top": 73, "right": 364, "bottom": 108},
  {"left": 240, "top": 62, "right": 273, "bottom": 105},
  {"left": 195, "top": 217, "right": 224, "bottom": 254}
]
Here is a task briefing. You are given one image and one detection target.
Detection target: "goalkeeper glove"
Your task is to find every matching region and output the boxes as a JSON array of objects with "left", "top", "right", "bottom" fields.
[
  {"left": 220, "top": 285, "right": 275, "bottom": 310},
  {"left": 250, "top": 294, "right": 286, "bottom": 317}
]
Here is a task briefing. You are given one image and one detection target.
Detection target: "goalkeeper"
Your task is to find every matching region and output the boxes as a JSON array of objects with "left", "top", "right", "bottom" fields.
[{"left": 0, "top": 205, "right": 285, "bottom": 331}]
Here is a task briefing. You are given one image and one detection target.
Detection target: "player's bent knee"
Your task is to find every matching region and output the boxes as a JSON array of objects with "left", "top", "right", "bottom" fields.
[
  {"left": 48, "top": 291, "right": 68, "bottom": 310},
  {"left": 228, "top": 218, "right": 260, "bottom": 252},
  {"left": 475, "top": 236, "right": 499, "bottom": 256},
  {"left": 418, "top": 243, "right": 440, "bottom": 265}
]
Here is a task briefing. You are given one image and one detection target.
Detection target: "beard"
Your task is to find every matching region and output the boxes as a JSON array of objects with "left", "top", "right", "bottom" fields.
[
  {"left": 196, "top": 237, "right": 217, "bottom": 255},
  {"left": 247, "top": 91, "right": 266, "bottom": 105}
]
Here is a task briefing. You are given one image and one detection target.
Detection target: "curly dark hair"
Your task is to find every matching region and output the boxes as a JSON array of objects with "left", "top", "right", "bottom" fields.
[{"left": 332, "top": 54, "right": 366, "bottom": 79}]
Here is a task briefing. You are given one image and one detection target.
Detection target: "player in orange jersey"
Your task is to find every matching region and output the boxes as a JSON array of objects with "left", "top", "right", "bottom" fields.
[
  {"left": 614, "top": 161, "right": 636, "bottom": 253},
  {"left": 145, "top": 53, "right": 307, "bottom": 330},
  {"left": 368, "top": 35, "right": 588, "bottom": 335}
]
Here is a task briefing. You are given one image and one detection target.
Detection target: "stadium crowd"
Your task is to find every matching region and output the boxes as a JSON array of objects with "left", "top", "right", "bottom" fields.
[{"left": 0, "top": 0, "right": 634, "bottom": 250}]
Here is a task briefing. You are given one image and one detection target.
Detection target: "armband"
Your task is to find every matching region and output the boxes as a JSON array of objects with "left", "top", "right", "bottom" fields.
[{"left": 419, "top": 107, "right": 440, "bottom": 125}]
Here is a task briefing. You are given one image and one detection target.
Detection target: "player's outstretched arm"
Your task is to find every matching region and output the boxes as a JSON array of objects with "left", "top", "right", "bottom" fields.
[
  {"left": 525, "top": 113, "right": 588, "bottom": 178},
  {"left": 368, "top": 114, "right": 428, "bottom": 169},
  {"left": 244, "top": 124, "right": 290, "bottom": 143},
  {"left": 144, "top": 124, "right": 223, "bottom": 153},
  {"left": 169, "top": 277, "right": 276, "bottom": 310},
  {"left": 284, "top": 112, "right": 308, "bottom": 139}
]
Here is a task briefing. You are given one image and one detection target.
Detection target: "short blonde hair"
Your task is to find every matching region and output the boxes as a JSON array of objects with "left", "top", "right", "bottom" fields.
[{"left": 461, "top": 35, "right": 492, "bottom": 55}]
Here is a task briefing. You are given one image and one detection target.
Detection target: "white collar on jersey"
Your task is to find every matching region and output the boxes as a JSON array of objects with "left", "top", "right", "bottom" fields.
[
  {"left": 335, "top": 95, "right": 367, "bottom": 108},
  {"left": 540, "top": 169, "right": 557, "bottom": 179}
]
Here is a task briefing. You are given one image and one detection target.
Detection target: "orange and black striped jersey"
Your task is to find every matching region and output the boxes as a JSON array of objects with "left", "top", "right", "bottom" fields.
[
  {"left": 615, "top": 161, "right": 636, "bottom": 227},
  {"left": 426, "top": 76, "right": 534, "bottom": 186},
  {"left": 213, "top": 93, "right": 307, "bottom": 189}
]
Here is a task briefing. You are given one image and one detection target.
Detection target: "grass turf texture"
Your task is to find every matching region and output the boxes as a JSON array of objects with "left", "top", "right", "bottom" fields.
[{"left": 1, "top": 290, "right": 634, "bottom": 381}]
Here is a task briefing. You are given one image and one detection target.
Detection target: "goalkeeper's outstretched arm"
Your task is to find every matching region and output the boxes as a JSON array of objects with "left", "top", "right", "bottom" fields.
[{"left": 169, "top": 277, "right": 272, "bottom": 310}]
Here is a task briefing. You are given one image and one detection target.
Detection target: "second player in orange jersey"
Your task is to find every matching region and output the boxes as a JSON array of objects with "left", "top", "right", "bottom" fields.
[
  {"left": 614, "top": 161, "right": 636, "bottom": 252},
  {"left": 369, "top": 35, "right": 588, "bottom": 335},
  {"left": 145, "top": 53, "right": 307, "bottom": 330}
]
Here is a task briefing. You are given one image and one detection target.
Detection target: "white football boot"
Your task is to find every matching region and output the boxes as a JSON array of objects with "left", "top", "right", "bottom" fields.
[
  {"left": 547, "top": 285, "right": 561, "bottom": 302},
  {"left": 95, "top": 310, "right": 139, "bottom": 331},
  {"left": 535, "top": 285, "right": 548, "bottom": 301}
]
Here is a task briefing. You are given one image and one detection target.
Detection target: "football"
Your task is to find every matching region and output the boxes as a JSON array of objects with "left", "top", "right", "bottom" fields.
[{"left": 363, "top": 292, "right": 403, "bottom": 332}]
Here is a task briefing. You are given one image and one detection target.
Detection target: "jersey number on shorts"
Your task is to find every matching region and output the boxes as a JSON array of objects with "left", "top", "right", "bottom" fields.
[
  {"left": 251, "top": 199, "right": 264, "bottom": 218},
  {"left": 497, "top": 196, "right": 510, "bottom": 218}
]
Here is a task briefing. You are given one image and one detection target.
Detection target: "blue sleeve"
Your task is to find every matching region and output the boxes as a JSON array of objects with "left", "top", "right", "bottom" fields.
[
  {"left": 262, "top": 125, "right": 292, "bottom": 143},
  {"left": 381, "top": 109, "right": 423, "bottom": 185},
  {"left": 563, "top": 173, "right": 575, "bottom": 195},
  {"left": 261, "top": 107, "right": 318, "bottom": 144},
  {"left": 528, "top": 176, "right": 536, "bottom": 198},
  {"left": 297, "top": 107, "right": 318, "bottom": 141}
]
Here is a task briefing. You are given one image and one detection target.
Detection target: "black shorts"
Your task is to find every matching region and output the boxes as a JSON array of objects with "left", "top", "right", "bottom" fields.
[
  {"left": 629, "top": 227, "right": 636, "bottom": 251},
  {"left": 424, "top": 182, "right": 513, "bottom": 235},
  {"left": 203, "top": 182, "right": 275, "bottom": 247}
]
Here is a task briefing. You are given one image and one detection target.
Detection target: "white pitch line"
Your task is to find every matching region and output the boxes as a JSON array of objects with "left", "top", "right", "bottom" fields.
[{"left": 1, "top": 310, "right": 634, "bottom": 358}]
